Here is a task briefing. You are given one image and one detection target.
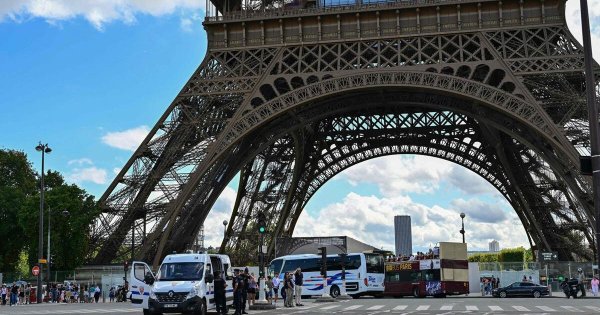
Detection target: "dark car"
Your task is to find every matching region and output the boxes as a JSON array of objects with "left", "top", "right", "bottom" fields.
[{"left": 492, "top": 282, "right": 549, "bottom": 298}]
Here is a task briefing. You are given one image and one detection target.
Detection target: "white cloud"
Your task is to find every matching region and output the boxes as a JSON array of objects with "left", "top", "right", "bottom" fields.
[
  {"left": 565, "top": 0, "right": 600, "bottom": 61},
  {"left": 0, "top": 0, "right": 204, "bottom": 30},
  {"left": 67, "top": 166, "right": 108, "bottom": 184},
  {"left": 294, "top": 192, "right": 528, "bottom": 254},
  {"left": 67, "top": 158, "right": 93, "bottom": 166},
  {"left": 202, "top": 186, "right": 237, "bottom": 247},
  {"left": 101, "top": 125, "right": 150, "bottom": 151}
]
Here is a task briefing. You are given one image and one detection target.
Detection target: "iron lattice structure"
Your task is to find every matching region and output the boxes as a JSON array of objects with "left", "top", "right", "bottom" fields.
[{"left": 91, "top": 0, "right": 600, "bottom": 266}]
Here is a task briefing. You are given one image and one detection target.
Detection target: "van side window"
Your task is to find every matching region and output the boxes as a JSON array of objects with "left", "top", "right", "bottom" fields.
[
  {"left": 224, "top": 263, "right": 233, "bottom": 280},
  {"left": 134, "top": 264, "right": 146, "bottom": 281}
]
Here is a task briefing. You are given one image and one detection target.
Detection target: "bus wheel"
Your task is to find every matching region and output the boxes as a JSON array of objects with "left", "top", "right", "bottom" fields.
[
  {"left": 412, "top": 287, "right": 420, "bottom": 298},
  {"left": 330, "top": 285, "right": 340, "bottom": 298}
]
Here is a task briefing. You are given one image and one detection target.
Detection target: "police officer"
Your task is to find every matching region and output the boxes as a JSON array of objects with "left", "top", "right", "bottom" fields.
[
  {"left": 233, "top": 270, "right": 242, "bottom": 315},
  {"left": 241, "top": 268, "right": 249, "bottom": 314},
  {"left": 214, "top": 271, "right": 227, "bottom": 314}
]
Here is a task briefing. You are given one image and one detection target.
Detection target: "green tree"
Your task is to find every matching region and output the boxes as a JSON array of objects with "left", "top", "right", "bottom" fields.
[
  {"left": 18, "top": 171, "right": 100, "bottom": 270},
  {"left": 0, "top": 149, "right": 37, "bottom": 271}
]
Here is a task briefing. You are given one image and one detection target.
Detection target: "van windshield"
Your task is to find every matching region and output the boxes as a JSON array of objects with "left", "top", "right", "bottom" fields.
[{"left": 157, "top": 262, "right": 204, "bottom": 281}]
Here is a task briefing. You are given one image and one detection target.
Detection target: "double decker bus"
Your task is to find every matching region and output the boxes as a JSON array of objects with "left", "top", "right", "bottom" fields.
[
  {"left": 384, "top": 242, "right": 469, "bottom": 298},
  {"left": 268, "top": 252, "right": 385, "bottom": 298}
]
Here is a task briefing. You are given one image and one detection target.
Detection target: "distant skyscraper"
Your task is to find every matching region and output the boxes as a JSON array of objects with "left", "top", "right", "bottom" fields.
[
  {"left": 489, "top": 240, "right": 500, "bottom": 252},
  {"left": 394, "top": 215, "right": 412, "bottom": 256}
]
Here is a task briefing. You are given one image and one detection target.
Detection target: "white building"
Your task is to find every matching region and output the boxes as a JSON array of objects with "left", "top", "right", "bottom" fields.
[{"left": 489, "top": 240, "right": 500, "bottom": 252}]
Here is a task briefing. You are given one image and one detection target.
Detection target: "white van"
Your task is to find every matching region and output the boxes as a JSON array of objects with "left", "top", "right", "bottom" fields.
[{"left": 130, "top": 253, "right": 234, "bottom": 315}]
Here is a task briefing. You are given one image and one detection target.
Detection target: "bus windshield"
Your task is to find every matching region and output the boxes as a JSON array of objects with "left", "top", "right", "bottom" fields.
[
  {"left": 365, "top": 253, "right": 385, "bottom": 273},
  {"left": 157, "top": 262, "right": 204, "bottom": 281},
  {"left": 268, "top": 258, "right": 284, "bottom": 276}
]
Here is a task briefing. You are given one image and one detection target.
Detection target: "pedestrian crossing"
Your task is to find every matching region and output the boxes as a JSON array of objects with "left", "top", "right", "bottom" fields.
[
  {"left": 0, "top": 307, "right": 139, "bottom": 315},
  {"left": 291, "top": 303, "right": 600, "bottom": 313}
]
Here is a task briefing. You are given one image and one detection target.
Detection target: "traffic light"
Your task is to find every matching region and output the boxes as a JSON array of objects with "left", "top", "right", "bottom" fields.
[
  {"left": 318, "top": 247, "right": 327, "bottom": 276},
  {"left": 257, "top": 212, "right": 267, "bottom": 234},
  {"left": 124, "top": 260, "right": 129, "bottom": 272}
]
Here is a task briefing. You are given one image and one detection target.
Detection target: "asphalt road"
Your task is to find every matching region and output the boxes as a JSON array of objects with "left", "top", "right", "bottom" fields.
[{"left": 1, "top": 296, "right": 599, "bottom": 315}]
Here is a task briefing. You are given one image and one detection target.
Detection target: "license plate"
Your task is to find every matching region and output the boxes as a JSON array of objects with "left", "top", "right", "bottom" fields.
[{"left": 164, "top": 304, "right": 178, "bottom": 308}]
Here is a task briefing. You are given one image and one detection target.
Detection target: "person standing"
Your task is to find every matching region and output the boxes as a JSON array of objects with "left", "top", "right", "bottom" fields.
[
  {"left": 214, "top": 271, "right": 227, "bottom": 315},
  {"left": 247, "top": 273, "right": 257, "bottom": 306},
  {"left": 24, "top": 285, "right": 30, "bottom": 304},
  {"left": 93, "top": 284, "right": 101, "bottom": 303},
  {"left": 109, "top": 287, "right": 115, "bottom": 303},
  {"left": 577, "top": 268, "right": 586, "bottom": 297},
  {"left": 271, "top": 274, "right": 280, "bottom": 306},
  {"left": 284, "top": 273, "right": 294, "bottom": 307},
  {"left": 265, "top": 276, "right": 274, "bottom": 305},
  {"left": 591, "top": 275, "right": 599, "bottom": 297},
  {"left": 10, "top": 283, "right": 18, "bottom": 306},
  {"left": 232, "top": 270, "right": 243, "bottom": 315},
  {"left": 1, "top": 284, "right": 7, "bottom": 305},
  {"left": 241, "top": 268, "right": 248, "bottom": 314},
  {"left": 293, "top": 268, "right": 303, "bottom": 306}
]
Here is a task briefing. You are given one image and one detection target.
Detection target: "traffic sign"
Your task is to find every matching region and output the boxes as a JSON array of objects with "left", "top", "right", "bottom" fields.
[
  {"left": 32, "top": 266, "right": 40, "bottom": 276},
  {"left": 540, "top": 251, "right": 558, "bottom": 261},
  {"left": 38, "top": 259, "right": 47, "bottom": 264}
]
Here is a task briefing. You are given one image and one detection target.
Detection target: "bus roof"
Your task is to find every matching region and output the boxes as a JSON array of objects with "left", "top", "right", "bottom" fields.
[{"left": 272, "top": 253, "right": 365, "bottom": 260}]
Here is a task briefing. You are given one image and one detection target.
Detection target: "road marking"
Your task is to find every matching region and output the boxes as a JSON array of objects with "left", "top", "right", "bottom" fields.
[
  {"left": 488, "top": 305, "right": 503, "bottom": 311},
  {"left": 392, "top": 305, "right": 407, "bottom": 310},
  {"left": 561, "top": 305, "right": 583, "bottom": 312},
  {"left": 415, "top": 305, "right": 430, "bottom": 310},
  {"left": 366, "top": 305, "right": 384, "bottom": 310},
  {"left": 536, "top": 306, "right": 555, "bottom": 312},
  {"left": 465, "top": 305, "right": 478, "bottom": 311},
  {"left": 319, "top": 304, "right": 340, "bottom": 310},
  {"left": 512, "top": 306, "right": 529, "bottom": 311},
  {"left": 585, "top": 306, "right": 600, "bottom": 311},
  {"left": 343, "top": 305, "right": 362, "bottom": 310},
  {"left": 440, "top": 305, "right": 453, "bottom": 310}
]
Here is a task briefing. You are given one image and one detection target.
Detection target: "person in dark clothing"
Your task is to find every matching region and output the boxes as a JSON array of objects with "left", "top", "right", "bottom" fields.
[
  {"left": 214, "top": 271, "right": 228, "bottom": 314},
  {"left": 241, "top": 268, "right": 249, "bottom": 314},
  {"left": 233, "top": 270, "right": 243, "bottom": 315}
]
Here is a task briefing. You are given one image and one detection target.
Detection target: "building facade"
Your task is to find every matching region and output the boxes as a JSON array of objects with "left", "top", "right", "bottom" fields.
[
  {"left": 394, "top": 215, "right": 412, "bottom": 257},
  {"left": 489, "top": 240, "right": 500, "bottom": 252}
]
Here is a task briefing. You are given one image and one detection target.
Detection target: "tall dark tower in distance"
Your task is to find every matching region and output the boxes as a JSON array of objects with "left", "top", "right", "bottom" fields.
[{"left": 394, "top": 215, "right": 412, "bottom": 257}]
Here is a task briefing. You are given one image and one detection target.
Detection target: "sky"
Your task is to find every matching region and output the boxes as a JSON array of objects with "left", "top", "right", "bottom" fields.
[{"left": 1, "top": 0, "right": 598, "bottom": 255}]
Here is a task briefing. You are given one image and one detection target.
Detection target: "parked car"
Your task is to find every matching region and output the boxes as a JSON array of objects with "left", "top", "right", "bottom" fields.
[{"left": 492, "top": 282, "right": 549, "bottom": 298}]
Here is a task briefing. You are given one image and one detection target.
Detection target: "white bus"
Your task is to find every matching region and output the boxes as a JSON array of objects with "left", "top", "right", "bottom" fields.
[{"left": 268, "top": 252, "right": 385, "bottom": 298}]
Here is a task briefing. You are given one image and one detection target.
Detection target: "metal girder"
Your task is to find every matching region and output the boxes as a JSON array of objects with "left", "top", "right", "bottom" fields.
[{"left": 93, "top": 0, "right": 598, "bottom": 265}]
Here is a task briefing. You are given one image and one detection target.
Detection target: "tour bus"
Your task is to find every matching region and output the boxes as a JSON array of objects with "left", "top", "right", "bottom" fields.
[
  {"left": 130, "top": 252, "right": 233, "bottom": 315},
  {"left": 268, "top": 252, "right": 385, "bottom": 298},
  {"left": 383, "top": 242, "right": 469, "bottom": 298}
]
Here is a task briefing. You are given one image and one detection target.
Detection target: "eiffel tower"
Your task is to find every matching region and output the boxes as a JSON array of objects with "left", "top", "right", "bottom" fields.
[{"left": 91, "top": 0, "right": 599, "bottom": 266}]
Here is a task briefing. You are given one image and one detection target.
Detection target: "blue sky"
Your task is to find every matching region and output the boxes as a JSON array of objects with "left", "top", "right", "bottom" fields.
[{"left": 1, "top": 0, "right": 598, "bottom": 254}]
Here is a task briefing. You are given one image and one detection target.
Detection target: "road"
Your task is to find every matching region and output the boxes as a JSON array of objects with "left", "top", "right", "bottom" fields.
[{"left": 1, "top": 296, "right": 599, "bottom": 315}]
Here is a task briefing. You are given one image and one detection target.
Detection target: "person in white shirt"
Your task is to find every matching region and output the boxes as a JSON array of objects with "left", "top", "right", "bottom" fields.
[{"left": 272, "top": 273, "right": 281, "bottom": 305}]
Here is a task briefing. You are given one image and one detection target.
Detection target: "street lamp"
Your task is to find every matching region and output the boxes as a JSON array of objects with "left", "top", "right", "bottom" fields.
[
  {"left": 460, "top": 212, "right": 466, "bottom": 244},
  {"left": 35, "top": 142, "right": 51, "bottom": 303},
  {"left": 47, "top": 209, "right": 69, "bottom": 285},
  {"left": 222, "top": 220, "right": 228, "bottom": 243}
]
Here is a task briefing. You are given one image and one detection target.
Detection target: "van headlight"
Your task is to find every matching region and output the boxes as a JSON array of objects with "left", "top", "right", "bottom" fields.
[
  {"left": 149, "top": 289, "right": 157, "bottom": 299},
  {"left": 187, "top": 287, "right": 198, "bottom": 299}
]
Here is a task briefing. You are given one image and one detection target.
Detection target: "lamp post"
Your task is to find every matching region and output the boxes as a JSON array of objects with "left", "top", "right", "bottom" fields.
[
  {"left": 222, "top": 220, "right": 228, "bottom": 245},
  {"left": 460, "top": 213, "right": 466, "bottom": 244},
  {"left": 35, "top": 142, "right": 52, "bottom": 303},
  {"left": 47, "top": 209, "right": 69, "bottom": 285}
]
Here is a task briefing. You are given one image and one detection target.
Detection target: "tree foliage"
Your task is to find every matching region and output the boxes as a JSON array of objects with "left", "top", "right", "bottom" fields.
[
  {"left": 0, "top": 149, "right": 100, "bottom": 272},
  {"left": 468, "top": 247, "right": 534, "bottom": 263}
]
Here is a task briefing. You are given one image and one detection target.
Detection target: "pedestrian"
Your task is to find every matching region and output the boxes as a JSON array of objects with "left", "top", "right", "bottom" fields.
[
  {"left": 1, "top": 284, "right": 6, "bottom": 305},
  {"left": 233, "top": 270, "right": 243, "bottom": 315},
  {"left": 109, "top": 287, "right": 115, "bottom": 302},
  {"left": 213, "top": 271, "right": 227, "bottom": 314},
  {"left": 265, "top": 276, "right": 274, "bottom": 305},
  {"left": 24, "top": 285, "right": 30, "bottom": 304},
  {"left": 577, "top": 268, "right": 586, "bottom": 297},
  {"left": 94, "top": 284, "right": 101, "bottom": 303},
  {"left": 591, "top": 275, "right": 599, "bottom": 297},
  {"left": 294, "top": 268, "right": 304, "bottom": 306},
  {"left": 247, "top": 273, "right": 257, "bottom": 306},
  {"left": 10, "top": 283, "right": 18, "bottom": 306},
  {"left": 284, "top": 273, "right": 294, "bottom": 307},
  {"left": 271, "top": 273, "right": 280, "bottom": 305},
  {"left": 281, "top": 272, "right": 288, "bottom": 302},
  {"left": 241, "top": 268, "right": 248, "bottom": 314},
  {"left": 83, "top": 286, "right": 89, "bottom": 303},
  {"left": 18, "top": 285, "right": 24, "bottom": 305}
]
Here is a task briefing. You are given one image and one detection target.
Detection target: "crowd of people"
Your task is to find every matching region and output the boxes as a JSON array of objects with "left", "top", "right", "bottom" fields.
[
  {"left": 386, "top": 247, "right": 440, "bottom": 262},
  {"left": 213, "top": 267, "right": 305, "bottom": 315},
  {"left": 0, "top": 282, "right": 120, "bottom": 306},
  {"left": 0, "top": 283, "right": 30, "bottom": 306}
]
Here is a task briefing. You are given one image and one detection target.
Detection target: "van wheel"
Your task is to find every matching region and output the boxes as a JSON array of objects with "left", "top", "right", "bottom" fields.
[
  {"left": 330, "top": 285, "right": 340, "bottom": 298},
  {"left": 194, "top": 299, "right": 207, "bottom": 315},
  {"left": 412, "top": 287, "right": 420, "bottom": 298}
]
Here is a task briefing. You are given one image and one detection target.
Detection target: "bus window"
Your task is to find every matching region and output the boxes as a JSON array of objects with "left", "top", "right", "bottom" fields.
[
  {"left": 423, "top": 269, "right": 441, "bottom": 281},
  {"left": 365, "top": 254, "right": 384, "bottom": 273},
  {"left": 269, "top": 258, "right": 284, "bottom": 276}
]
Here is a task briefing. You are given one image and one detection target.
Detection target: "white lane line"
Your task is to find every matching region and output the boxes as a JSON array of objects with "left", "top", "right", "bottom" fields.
[
  {"left": 513, "top": 306, "right": 530, "bottom": 311},
  {"left": 416, "top": 305, "right": 430, "bottom": 310},
  {"left": 488, "top": 305, "right": 503, "bottom": 311},
  {"left": 585, "top": 306, "right": 600, "bottom": 311},
  {"left": 319, "top": 304, "right": 340, "bottom": 310},
  {"left": 561, "top": 305, "right": 583, "bottom": 312},
  {"left": 465, "top": 305, "right": 478, "bottom": 311},
  {"left": 392, "top": 305, "right": 407, "bottom": 310},
  {"left": 343, "top": 305, "right": 362, "bottom": 310},
  {"left": 440, "top": 305, "right": 453, "bottom": 310},
  {"left": 366, "top": 305, "right": 384, "bottom": 310},
  {"left": 536, "top": 306, "right": 556, "bottom": 312}
]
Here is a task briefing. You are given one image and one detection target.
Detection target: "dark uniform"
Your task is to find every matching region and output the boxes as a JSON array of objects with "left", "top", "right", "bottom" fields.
[
  {"left": 233, "top": 272, "right": 243, "bottom": 315},
  {"left": 214, "top": 272, "right": 227, "bottom": 314},
  {"left": 241, "top": 269, "right": 249, "bottom": 314}
]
